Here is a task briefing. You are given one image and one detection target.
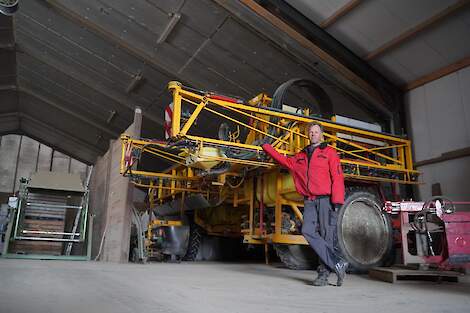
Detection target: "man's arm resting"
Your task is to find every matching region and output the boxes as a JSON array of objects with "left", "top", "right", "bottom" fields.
[{"left": 262, "top": 144, "right": 295, "bottom": 170}]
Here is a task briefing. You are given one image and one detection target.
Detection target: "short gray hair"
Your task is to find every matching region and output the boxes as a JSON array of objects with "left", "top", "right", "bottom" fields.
[{"left": 307, "top": 122, "right": 323, "bottom": 133}]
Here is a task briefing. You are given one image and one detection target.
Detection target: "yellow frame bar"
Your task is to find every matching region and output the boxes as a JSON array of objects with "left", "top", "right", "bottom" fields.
[
  {"left": 119, "top": 81, "right": 422, "bottom": 246},
  {"left": 121, "top": 81, "right": 419, "bottom": 187},
  {"left": 167, "top": 82, "right": 415, "bottom": 174}
]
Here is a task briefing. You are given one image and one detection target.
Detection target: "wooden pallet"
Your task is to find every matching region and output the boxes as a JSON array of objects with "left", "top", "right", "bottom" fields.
[
  {"left": 10, "top": 241, "right": 63, "bottom": 255},
  {"left": 369, "top": 267, "right": 463, "bottom": 283}
]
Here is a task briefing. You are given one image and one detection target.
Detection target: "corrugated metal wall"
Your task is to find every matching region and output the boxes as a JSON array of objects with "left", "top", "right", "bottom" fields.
[
  {"left": 405, "top": 66, "right": 470, "bottom": 202},
  {"left": 0, "top": 134, "right": 90, "bottom": 194}
]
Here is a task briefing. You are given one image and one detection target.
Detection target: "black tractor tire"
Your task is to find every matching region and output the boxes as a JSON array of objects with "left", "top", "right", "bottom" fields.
[
  {"left": 337, "top": 191, "right": 393, "bottom": 273},
  {"left": 182, "top": 223, "right": 203, "bottom": 261},
  {"left": 274, "top": 244, "right": 318, "bottom": 270}
]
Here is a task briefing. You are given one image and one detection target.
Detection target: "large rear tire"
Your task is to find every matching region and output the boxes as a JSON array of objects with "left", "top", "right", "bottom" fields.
[
  {"left": 337, "top": 191, "right": 393, "bottom": 272},
  {"left": 274, "top": 244, "right": 318, "bottom": 270},
  {"left": 182, "top": 223, "right": 203, "bottom": 261}
]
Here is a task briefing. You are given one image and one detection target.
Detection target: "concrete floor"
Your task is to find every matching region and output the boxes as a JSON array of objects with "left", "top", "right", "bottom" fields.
[{"left": 0, "top": 259, "right": 469, "bottom": 313}]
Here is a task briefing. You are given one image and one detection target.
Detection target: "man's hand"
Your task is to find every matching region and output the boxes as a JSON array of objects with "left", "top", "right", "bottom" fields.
[{"left": 333, "top": 203, "right": 342, "bottom": 211}]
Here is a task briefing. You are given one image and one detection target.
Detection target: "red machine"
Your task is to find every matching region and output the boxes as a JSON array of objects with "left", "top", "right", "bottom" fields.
[{"left": 384, "top": 197, "right": 470, "bottom": 270}]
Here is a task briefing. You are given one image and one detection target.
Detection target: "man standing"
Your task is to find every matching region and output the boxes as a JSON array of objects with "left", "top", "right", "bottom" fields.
[{"left": 262, "top": 122, "right": 348, "bottom": 286}]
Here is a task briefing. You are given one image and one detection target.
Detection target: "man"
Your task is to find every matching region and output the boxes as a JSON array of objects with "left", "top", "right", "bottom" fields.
[{"left": 262, "top": 122, "right": 348, "bottom": 286}]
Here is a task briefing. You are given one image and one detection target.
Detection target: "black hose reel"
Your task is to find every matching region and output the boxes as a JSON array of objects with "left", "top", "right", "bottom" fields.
[
  {"left": 265, "top": 78, "right": 332, "bottom": 144},
  {"left": 220, "top": 78, "right": 333, "bottom": 158}
]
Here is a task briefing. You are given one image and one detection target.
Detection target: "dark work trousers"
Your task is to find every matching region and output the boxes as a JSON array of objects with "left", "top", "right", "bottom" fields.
[{"left": 302, "top": 197, "right": 340, "bottom": 273}]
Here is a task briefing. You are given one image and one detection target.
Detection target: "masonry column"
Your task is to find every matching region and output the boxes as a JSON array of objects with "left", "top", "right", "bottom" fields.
[{"left": 101, "top": 107, "right": 142, "bottom": 262}]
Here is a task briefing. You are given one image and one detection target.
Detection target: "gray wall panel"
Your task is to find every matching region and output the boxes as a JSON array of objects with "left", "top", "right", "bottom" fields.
[
  {"left": 13, "top": 136, "right": 39, "bottom": 191},
  {"left": 37, "top": 144, "right": 53, "bottom": 172},
  {"left": 424, "top": 73, "right": 469, "bottom": 156},
  {"left": 405, "top": 87, "right": 431, "bottom": 162},
  {"left": 406, "top": 67, "right": 470, "bottom": 201},
  {"left": 70, "top": 158, "right": 88, "bottom": 182},
  {"left": 457, "top": 66, "right": 470, "bottom": 142},
  {"left": 51, "top": 151, "right": 70, "bottom": 173},
  {"left": 0, "top": 135, "right": 21, "bottom": 193},
  {"left": 417, "top": 156, "right": 470, "bottom": 207},
  {"left": 0, "top": 135, "right": 90, "bottom": 193}
]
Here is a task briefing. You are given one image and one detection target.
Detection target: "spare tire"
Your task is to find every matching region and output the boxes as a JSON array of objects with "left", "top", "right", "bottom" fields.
[
  {"left": 271, "top": 78, "right": 333, "bottom": 118},
  {"left": 264, "top": 78, "right": 332, "bottom": 145},
  {"left": 337, "top": 191, "right": 393, "bottom": 272}
]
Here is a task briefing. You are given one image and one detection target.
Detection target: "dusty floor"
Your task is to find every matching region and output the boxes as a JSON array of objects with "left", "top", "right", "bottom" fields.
[{"left": 0, "top": 259, "right": 469, "bottom": 313}]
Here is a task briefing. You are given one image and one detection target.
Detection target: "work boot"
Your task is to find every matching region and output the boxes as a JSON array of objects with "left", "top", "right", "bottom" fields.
[
  {"left": 334, "top": 260, "right": 349, "bottom": 287},
  {"left": 312, "top": 270, "right": 329, "bottom": 286}
]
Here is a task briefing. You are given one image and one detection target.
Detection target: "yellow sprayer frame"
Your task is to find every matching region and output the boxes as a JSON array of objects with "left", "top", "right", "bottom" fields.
[{"left": 120, "top": 81, "right": 419, "bottom": 246}]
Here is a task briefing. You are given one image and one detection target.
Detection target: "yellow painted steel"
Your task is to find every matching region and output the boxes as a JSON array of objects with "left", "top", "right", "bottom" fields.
[
  {"left": 150, "top": 219, "right": 183, "bottom": 227},
  {"left": 120, "top": 81, "right": 421, "bottom": 246},
  {"left": 171, "top": 82, "right": 182, "bottom": 138},
  {"left": 256, "top": 171, "right": 302, "bottom": 206},
  {"left": 186, "top": 147, "right": 224, "bottom": 170},
  {"left": 180, "top": 99, "right": 207, "bottom": 135}
]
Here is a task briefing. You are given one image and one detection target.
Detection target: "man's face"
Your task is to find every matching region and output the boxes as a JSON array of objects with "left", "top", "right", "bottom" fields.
[{"left": 308, "top": 125, "right": 322, "bottom": 145}]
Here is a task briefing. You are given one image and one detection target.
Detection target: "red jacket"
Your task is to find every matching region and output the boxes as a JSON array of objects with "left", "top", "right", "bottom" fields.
[{"left": 262, "top": 143, "right": 344, "bottom": 204}]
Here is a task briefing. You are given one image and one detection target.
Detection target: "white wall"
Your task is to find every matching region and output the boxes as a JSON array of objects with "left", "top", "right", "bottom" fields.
[{"left": 405, "top": 66, "right": 470, "bottom": 203}]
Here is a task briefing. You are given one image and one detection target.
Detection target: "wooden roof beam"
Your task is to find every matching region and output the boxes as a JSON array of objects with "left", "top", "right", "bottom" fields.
[
  {"left": 319, "top": 0, "right": 363, "bottom": 29},
  {"left": 365, "top": 0, "right": 470, "bottom": 61},
  {"left": 404, "top": 56, "right": 470, "bottom": 91},
  {"left": 229, "top": 0, "right": 386, "bottom": 107}
]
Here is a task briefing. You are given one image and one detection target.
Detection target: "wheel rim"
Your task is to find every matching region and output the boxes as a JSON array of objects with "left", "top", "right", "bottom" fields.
[
  {"left": 0, "top": 0, "right": 18, "bottom": 16},
  {"left": 340, "top": 197, "right": 390, "bottom": 265}
]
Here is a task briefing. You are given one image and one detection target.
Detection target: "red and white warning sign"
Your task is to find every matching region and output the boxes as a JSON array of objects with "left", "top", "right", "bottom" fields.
[{"left": 164, "top": 102, "right": 173, "bottom": 139}]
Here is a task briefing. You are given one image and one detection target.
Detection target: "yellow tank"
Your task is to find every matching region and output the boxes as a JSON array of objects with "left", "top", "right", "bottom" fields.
[
  {"left": 256, "top": 171, "right": 303, "bottom": 206},
  {"left": 185, "top": 147, "right": 224, "bottom": 170}
]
